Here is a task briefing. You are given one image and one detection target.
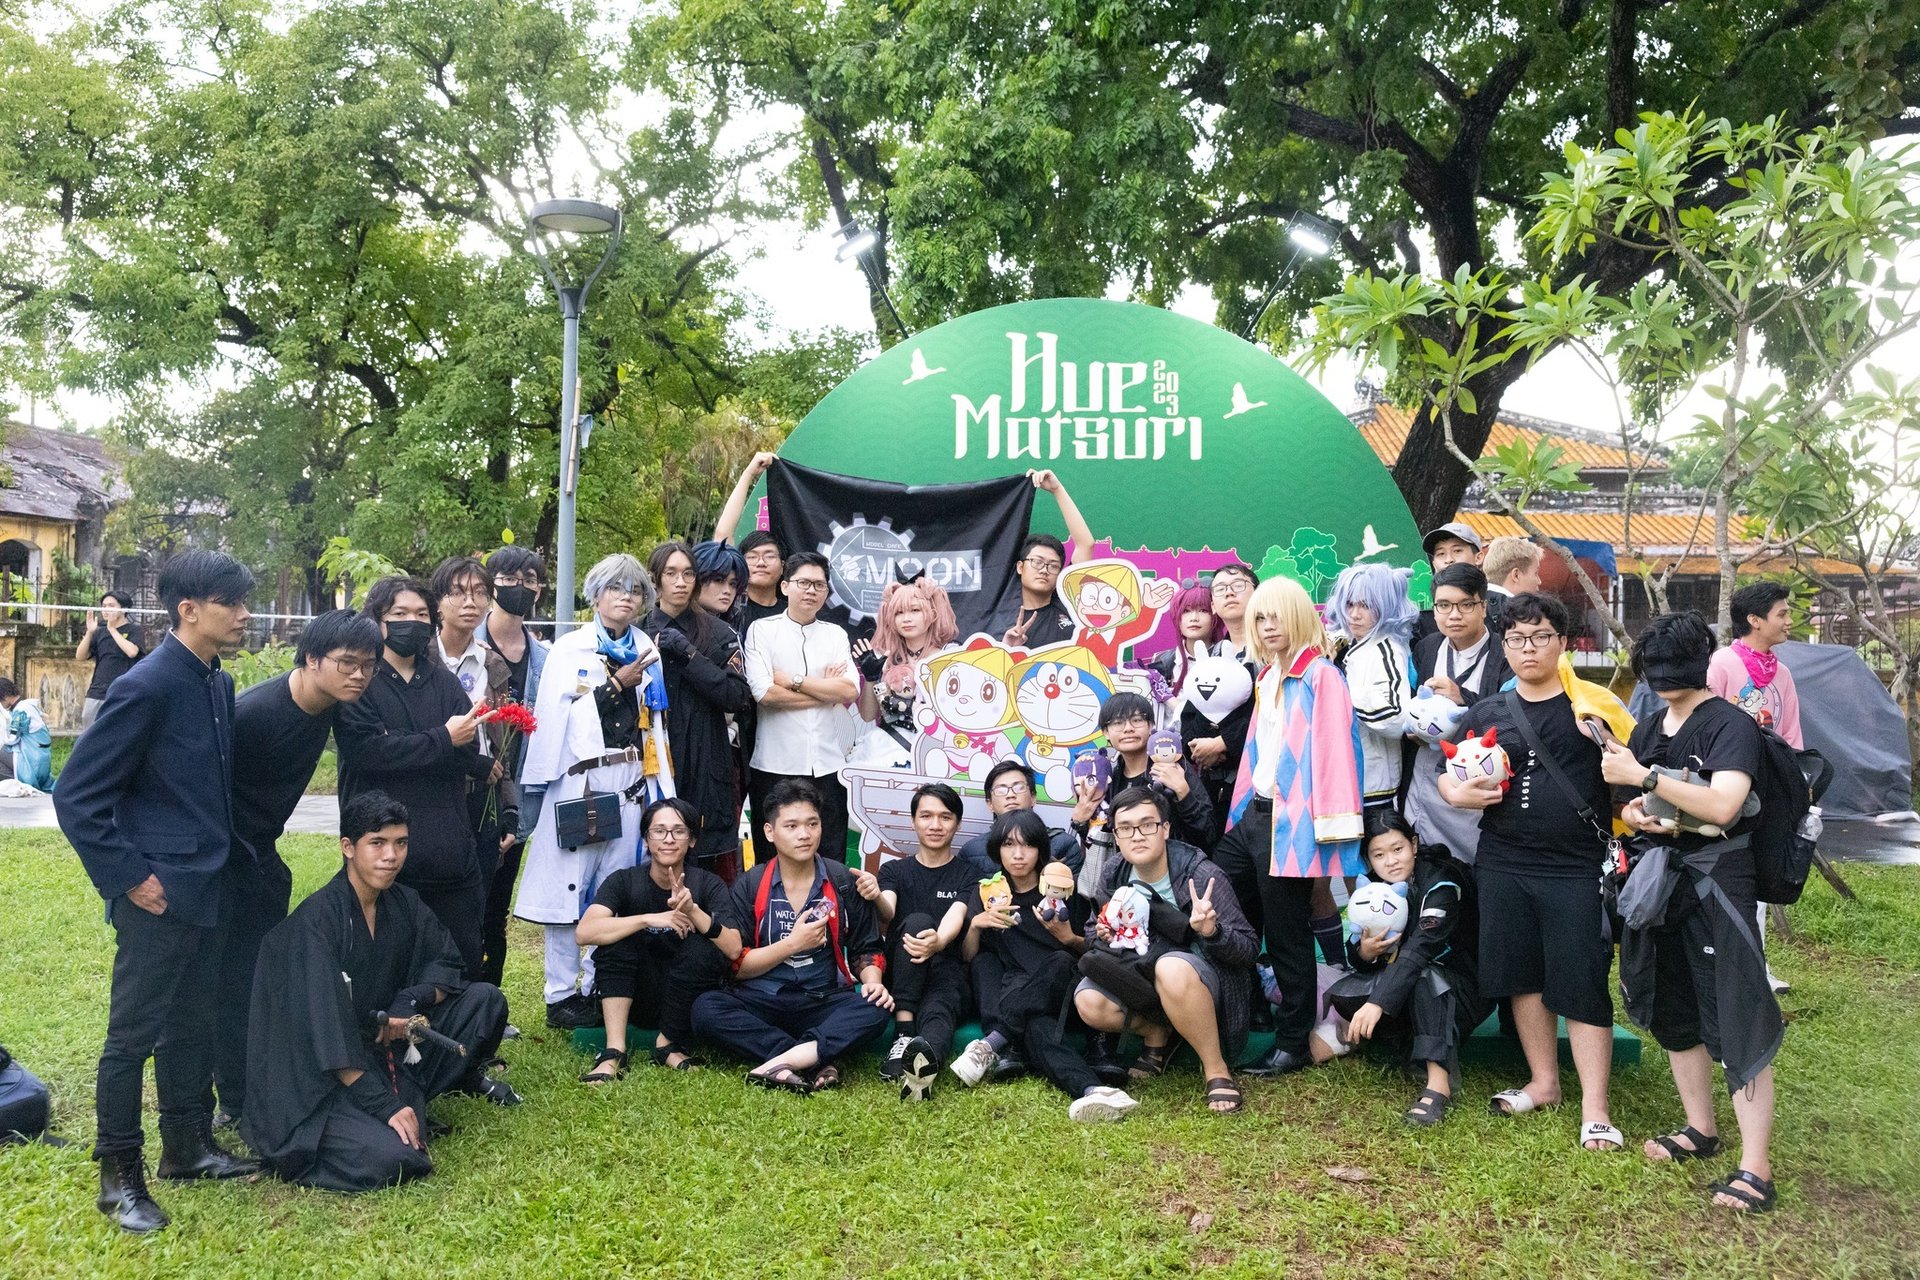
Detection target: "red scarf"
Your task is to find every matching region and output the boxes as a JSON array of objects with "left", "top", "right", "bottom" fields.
[{"left": 1733, "top": 640, "right": 1778, "bottom": 689}]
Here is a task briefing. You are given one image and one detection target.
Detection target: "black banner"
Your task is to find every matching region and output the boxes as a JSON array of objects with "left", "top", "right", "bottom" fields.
[{"left": 766, "top": 460, "right": 1035, "bottom": 636}]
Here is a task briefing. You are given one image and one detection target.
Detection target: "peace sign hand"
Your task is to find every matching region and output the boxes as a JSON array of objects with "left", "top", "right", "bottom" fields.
[{"left": 1187, "top": 877, "right": 1219, "bottom": 938}]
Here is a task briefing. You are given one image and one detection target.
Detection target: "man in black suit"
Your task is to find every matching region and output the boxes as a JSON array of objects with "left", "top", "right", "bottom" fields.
[
  {"left": 55, "top": 550, "right": 261, "bottom": 1234},
  {"left": 1405, "top": 563, "right": 1513, "bottom": 863}
]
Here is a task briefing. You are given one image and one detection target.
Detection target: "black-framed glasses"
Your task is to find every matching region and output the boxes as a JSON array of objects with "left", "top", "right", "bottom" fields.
[
  {"left": 1114, "top": 819, "right": 1166, "bottom": 840},
  {"left": 647, "top": 825, "right": 691, "bottom": 840},
  {"left": 1022, "top": 558, "right": 1063, "bottom": 575},
  {"left": 788, "top": 578, "right": 829, "bottom": 592},
  {"left": 1502, "top": 631, "right": 1563, "bottom": 651},
  {"left": 1433, "top": 600, "right": 1484, "bottom": 615},
  {"left": 325, "top": 654, "right": 375, "bottom": 677}
]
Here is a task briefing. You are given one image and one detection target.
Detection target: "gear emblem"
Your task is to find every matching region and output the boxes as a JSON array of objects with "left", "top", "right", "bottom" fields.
[{"left": 818, "top": 514, "right": 915, "bottom": 621}]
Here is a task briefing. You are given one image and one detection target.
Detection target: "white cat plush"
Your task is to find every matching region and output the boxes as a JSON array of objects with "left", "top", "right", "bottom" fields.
[
  {"left": 1346, "top": 878, "right": 1411, "bottom": 945},
  {"left": 1406, "top": 688, "right": 1468, "bottom": 745}
]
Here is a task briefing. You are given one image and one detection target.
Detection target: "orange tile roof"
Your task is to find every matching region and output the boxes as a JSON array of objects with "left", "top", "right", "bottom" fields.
[
  {"left": 1617, "top": 554, "right": 1908, "bottom": 579},
  {"left": 1353, "top": 402, "right": 1650, "bottom": 472},
  {"left": 1458, "top": 511, "right": 1735, "bottom": 552}
]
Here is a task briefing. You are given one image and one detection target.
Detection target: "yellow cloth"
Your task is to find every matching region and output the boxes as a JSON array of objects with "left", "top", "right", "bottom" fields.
[{"left": 1555, "top": 653, "right": 1635, "bottom": 742}]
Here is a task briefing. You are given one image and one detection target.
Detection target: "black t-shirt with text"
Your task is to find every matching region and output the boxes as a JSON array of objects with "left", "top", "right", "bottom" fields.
[
  {"left": 85, "top": 624, "right": 144, "bottom": 698},
  {"left": 1622, "top": 696, "right": 1765, "bottom": 855},
  {"left": 986, "top": 596, "right": 1076, "bottom": 646},
  {"left": 880, "top": 853, "right": 982, "bottom": 936},
  {"left": 1464, "top": 691, "right": 1611, "bottom": 877}
]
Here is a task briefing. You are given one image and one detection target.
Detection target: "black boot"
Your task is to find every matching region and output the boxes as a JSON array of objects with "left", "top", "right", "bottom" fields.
[
  {"left": 1239, "top": 1044, "right": 1309, "bottom": 1078},
  {"left": 97, "top": 1150, "right": 170, "bottom": 1234},
  {"left": 1084, "top": 1033, "right": 1127, "bottom": 1087},
  {"left": 156, "top": 1115, "right": 260, "bottom": 1181}
]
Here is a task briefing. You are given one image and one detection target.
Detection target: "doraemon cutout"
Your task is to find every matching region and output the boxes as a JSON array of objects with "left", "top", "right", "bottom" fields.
[
  {"left": 916, "top": 640, "right": 1018, "bottom": 782},
  {"left": 1346, "top": 878, "right": 1410, "bottom": 945},
  {"left": 1011, "top": 646, "right": 1114, "bottom": 801},
  {"left": 1405, "top": 687, "right": 1467, "bottom": 745},
  {"left": 1441, "top": 727, "right": 1511, "bottom": 790}
]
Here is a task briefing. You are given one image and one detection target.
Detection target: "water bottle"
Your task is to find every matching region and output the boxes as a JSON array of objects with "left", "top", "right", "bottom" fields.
[{"left": 1797, "top": 805, "right": 1823, "bottom": 844}]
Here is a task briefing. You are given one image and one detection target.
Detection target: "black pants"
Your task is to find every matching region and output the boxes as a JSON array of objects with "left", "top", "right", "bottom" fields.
[
  {"left": 749, "top": 769, "right": 850, "bottom": 866},
  {"left": 692, "top": 981, "right": 889, "bottom": 1065},
  {"left": 404, "top": 867, "right": 488, "bottom": 980},
  {"left": 1211, "top": 808, "right": 1268, "bottom": 941},
  {"left": 287, "top": 983, "right": 508, "bottom": 1194},
  {"left": 976, "top": 950, "right": 1097, "bottom": 1099},
  {"left": 479, "top": 841, "right": 524, "bottom": 988},
  {"left": 95, "top": 901, "right": 219, "bottom": 1155},
  {"left": 1216, "top": 799, "right": 1317, "bottom": 1056},
  {"left": 1328, "top": 966, "right": 1489, "bottom": 1077},
  {"left": 590, "top": 933, "right": 731, "bottom": 1049},
  {"left": 887, "top": 912, "right": 970, "bottom": 1061},
  {"left": 209, "top": 852, "right": 294, "bottom": 1120}
]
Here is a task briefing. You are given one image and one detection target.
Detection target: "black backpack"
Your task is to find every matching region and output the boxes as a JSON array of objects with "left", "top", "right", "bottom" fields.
[{"left": 1668, "top": 705, "right": 1832, "bottom": 904}]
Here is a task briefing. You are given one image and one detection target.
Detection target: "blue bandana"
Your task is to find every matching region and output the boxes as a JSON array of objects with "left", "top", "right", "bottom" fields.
[{"left": 596, "top": 619, "right": 639, "bottom": 666}]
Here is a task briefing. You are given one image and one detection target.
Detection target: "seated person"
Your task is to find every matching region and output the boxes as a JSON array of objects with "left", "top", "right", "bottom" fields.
[
  {"left": 849, "top": 783, "right": 976, "bottom": 1102},
  {"left": 1324, "top": 810, "right": 1488, "bottom": 1128},
  {"left": 1072, "top": 694, "right": 1216, "bottom": 854},
  {"left": 1074, "top": 787, "right": 1259, "bottom": 1115},
  {"left": 690, "top": 780, "right": 893, "bottom": 1093},
  {"left": 241, "top": 792, "right": 518, "bottom": 1195},
  {"left": 954, "top": 811, "right": 1140, "bottom": 1123},
  {"left": 956, "top": 760, "right": 1084, "bottom": 875},
  {"left": 575, "top": 798, "right": 743, "bottom": 1083}
]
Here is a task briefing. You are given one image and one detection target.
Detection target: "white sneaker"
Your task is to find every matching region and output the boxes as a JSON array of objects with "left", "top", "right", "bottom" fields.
[
  {"left": 949, "top": 1038, "right": 999, "bottom": 1087},
  {"left": 1068, "top": 1086, "right": 1140, "bottom": 1123},
  {"left": 1767, "top": 967, "right": 1790, "bottom": 995}
]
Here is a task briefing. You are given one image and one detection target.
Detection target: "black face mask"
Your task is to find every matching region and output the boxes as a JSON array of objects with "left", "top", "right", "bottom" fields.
[
  {"left": 384, "top": 620, "right": 434, "bottom": 659},
  {"left": 1641, "top": 657, "right": 1710, "bottom": 692},
  {"left": 495, "top": 585, "right": 536, "bottom": 617}
]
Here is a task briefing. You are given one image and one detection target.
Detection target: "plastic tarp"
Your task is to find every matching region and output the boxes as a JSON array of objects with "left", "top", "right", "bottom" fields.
[{"left": 1627, "top": 641, "right": 1914, "bottom": 820}]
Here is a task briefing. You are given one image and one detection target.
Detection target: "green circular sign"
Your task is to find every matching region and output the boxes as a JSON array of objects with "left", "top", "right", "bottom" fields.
[{"left": 754, "top": 298, "right": 1424, "bottom": 600}]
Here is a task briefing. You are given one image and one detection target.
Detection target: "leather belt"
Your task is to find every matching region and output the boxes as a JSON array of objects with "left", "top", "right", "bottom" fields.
[{"left": 566, "top": 745, "right": 641, "bottom": 777}]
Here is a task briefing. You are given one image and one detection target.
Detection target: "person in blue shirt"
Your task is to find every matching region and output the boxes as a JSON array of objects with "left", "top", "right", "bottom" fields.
[{"left": 55, "top": 550, "right": 261, "bottom": 1234}]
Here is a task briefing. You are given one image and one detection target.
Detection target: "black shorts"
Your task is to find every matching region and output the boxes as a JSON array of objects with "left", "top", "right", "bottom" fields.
[{"left": 1476, "top": 868, "right": 1613, "bottom": 1026}]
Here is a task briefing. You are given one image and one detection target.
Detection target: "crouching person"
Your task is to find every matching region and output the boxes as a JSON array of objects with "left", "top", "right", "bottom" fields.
[
  {"left": 575, "top": 798, "right": 741, "bottom": 1082},
  {"left": 691, "top": 780, "right": 893, "bottom": 1093},
  {"left": 1074, "top": 787, "right": 1260, "bottom": 1115},
  {"left": 1325, "top": 810, "right": 1488, "bottom": 1127},
  {"left": 241, "top": 792, "right": 518, "bottom": 1194}
]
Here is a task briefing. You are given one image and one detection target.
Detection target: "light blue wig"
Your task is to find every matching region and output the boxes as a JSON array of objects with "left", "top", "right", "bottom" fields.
[{"left": 1325, "top": 563, "right": 1416, "bottom": 644}]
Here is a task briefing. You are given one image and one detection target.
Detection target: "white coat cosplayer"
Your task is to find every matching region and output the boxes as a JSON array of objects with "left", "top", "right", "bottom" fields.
[{"left": 513, "top": 624, "right": 676, "bottom": 927}]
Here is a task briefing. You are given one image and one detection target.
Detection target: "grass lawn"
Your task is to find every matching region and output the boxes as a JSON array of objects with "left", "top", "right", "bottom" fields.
[{"left": 1, "top": 832, "right": 1915, "bottom": 1279}]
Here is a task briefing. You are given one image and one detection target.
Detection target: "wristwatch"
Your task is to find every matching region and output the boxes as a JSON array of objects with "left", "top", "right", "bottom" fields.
[
  {"left": 788, "top": 673, "right": 805, "bottom": 692},
  {"left": 1640, "top": 769, "right": 1660, "bottom": 793}
]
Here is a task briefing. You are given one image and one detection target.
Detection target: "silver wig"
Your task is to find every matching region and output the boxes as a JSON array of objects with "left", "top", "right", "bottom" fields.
[{"left": 582, "top": 553, "right": 656, "bottom": 611}]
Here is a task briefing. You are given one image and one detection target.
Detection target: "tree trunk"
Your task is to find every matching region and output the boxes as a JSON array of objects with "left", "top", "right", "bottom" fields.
[{"left": 1389, "top": 363, "right": 1527, "bottom": 531}]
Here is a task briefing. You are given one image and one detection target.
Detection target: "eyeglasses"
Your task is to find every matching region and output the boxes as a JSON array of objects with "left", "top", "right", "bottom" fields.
[
  {"left": 648, "top": 825, "right": 691, "bottom": 840},
  {"left": 989, "top": 783, "right": 1032, "bottom": 799},
  {"left": 493, "top": 574, "right": 539, "bottom": 589},
  {"left": 599, "top": 585, "right": 645, "bottom": 599},
  {"left": 1114, "top": 819, "right": 1166, "bottom": 840},
  {"left": 325, "top": 655, "right": 374, "bottom": 677},
  {"left": 1107, "top": 715, "right": 1152, "bottom": 730},
  {"left": 1502, "top": 631, "right": 1563, "bottom": 651},
  {"left": 1022, "top": 558, "right": 1063, "bottom": 575},
  {"left": 1432, "top": 600, "right": 1484, "bottom": 615},
  {"left": 789, "top": 578, "right": 828, "bottom": 593},
  {"left": 443, "top": 586, "right": 491, "bottom": 602},
  {"left": 1210, "top": 578, "right": 1252, "bottom": 597},
  {"left": 660, "top": 567, "right": 697, "bottom": 583}
]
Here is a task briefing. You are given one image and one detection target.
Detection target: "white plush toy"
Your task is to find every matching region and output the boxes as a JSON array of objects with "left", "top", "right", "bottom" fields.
[
  {"left": 1100, "top": 883, "right": 1153, "bottom": 956},
  {"left": 1346, "top": 878, "right": 1411, "bottom": 945},
  {"left": 1441, "top": 727, "right": 1512, "bottom": 790},
  {"left": 1405, "top": 688, "right": 1468, "bottom": 745}
]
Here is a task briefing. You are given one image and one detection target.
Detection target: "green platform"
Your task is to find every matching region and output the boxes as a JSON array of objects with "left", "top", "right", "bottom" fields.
[{"left": 570, "top": 1013, "right": 1640, "bottom": 1068}]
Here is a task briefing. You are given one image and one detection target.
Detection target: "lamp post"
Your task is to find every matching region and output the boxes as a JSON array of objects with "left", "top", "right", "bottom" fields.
[
  {"left": 526, "top": 197, "right": 623, "bottom": 637},
  {"left": 1242, "top": 211, "right": 1339, "bottom": 341},
  {"left": 833, "top": 219, "right": 911, "bottom": 341}
]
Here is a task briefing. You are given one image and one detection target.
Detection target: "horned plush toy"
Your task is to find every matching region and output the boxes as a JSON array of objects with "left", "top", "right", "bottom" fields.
[{"left": 1441, "top": 727, "right": 1511, "bottom": 791}]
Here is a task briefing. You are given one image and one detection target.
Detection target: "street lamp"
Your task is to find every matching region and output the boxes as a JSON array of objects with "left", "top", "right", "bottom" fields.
[
  {"left": 526, "top": 197, "right": 623, "bottom": 637},
  {"left": 1243, "top": 211, "right": 1340, "bottom": 340},
  {"left": 832, "top": 219, "right": 910, "bottom": 341}
]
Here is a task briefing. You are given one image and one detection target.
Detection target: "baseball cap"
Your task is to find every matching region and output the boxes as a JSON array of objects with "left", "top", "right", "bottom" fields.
[{"left": 1421, "top": 522, "right": 1484, "bottom": 556}]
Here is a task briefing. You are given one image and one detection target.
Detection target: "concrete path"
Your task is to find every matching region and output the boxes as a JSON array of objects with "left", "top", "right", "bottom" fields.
[{"left": 0, "top": 792, "right": 340, "bottom": 835}]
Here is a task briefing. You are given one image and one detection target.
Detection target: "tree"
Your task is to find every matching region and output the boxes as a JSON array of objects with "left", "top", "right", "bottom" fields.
[
  {"left": 1, "top": 0, "right": 842, "bottom": 594},
  {"left": 644, "top": 0, "right": 1920, "bottom": 528}
]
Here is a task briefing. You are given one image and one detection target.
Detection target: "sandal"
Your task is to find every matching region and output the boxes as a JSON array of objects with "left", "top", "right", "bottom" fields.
[
  {"left": 1128, "top": 1038, "right": 1179, "bottom": 1081},
  {"left": 578, "top": 1048, "right": 627, "bottom": 1084},
  {"left": 1709, "top": 1169, "right": 1778, "bottom": 1214},
  {"left": 806, "top": 1062, "right": 841, "bottom": 1091},
  {"left": 1579, "top": 1121, "right": 1625, "bottom": 1152},
  {"left": 1489, "top": 1087, "right": 1554, "bottom": 1116},
  {"left": 745, "top": 1065, "right": 813, "bottom": 1095},
  {"left": 650, "top": 1043, "right": 703, "bottom": 1071},
  {"left": 1645, "top": 1125, "right": 1722, "bottom": 1164},
  {"left": 1203, "top": 1076, "right": 1243, "bottom": 1114},
  {"left": 1404, "top": 1088, "right": 1451, "bottom": 1128}
]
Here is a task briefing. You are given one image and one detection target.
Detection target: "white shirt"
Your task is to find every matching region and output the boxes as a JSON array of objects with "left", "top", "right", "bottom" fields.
[
  {"left": 438, "top": 635, "right": 492, "bottom": 756},
  {"left": 744, "top": 612, "right": 857, "bottom": 776},
  {"left": 1440, "top": 630, "right": 1494, "bottom": 695}
]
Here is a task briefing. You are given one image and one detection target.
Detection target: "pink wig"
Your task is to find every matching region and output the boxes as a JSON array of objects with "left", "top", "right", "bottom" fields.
[{"left": 871, "top": 576, "right": 960, "bottom": 658}]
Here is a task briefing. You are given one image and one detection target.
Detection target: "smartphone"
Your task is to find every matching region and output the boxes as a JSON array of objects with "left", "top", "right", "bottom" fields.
[{"left": 1580, "top": 718, "right": 1620, "bottom": 750}]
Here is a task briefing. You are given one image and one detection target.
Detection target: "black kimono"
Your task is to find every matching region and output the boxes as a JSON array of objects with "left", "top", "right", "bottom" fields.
[
  {"left": 1617, "top": 697, "right": 1782, "bottom": 1093},
  {"left": 642, "top": 608, "right": 753, "bottom": 867},
  {"left": 240, "top": 873, "right": 507, "bottom": 1193},
  {"left": 1329, "top": 846, "right": 1489, "bottom": 1079},
  {"left": 337, "top": 659, "right": 493, "bottom": 974},
  {"left": 968, "top": 883, "right": 1100, "bottom": 1098}
]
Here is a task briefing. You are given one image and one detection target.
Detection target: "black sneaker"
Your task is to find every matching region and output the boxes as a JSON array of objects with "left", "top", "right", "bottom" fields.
[
  {"left": 878, "top": 1033, "right": 914, "bottom": 1081},
  {"left": 1084, "top": 1032, "right": 1127, "bottom": 1087},
  {"left": 898, "top": 1038, "right": 937, "bottom": 1103},
  {"left": 990, "top": 1052, "right": 1028, "bottom": 1083},
  {"left": 545, "top": 994, "right": 602, "bottom": 1030}
]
